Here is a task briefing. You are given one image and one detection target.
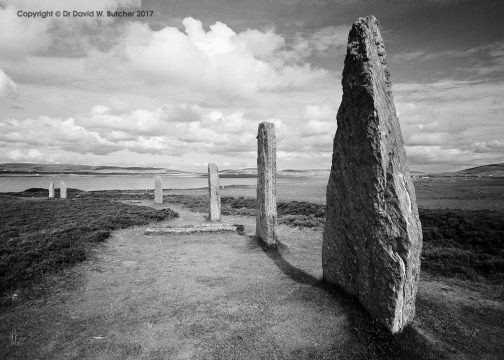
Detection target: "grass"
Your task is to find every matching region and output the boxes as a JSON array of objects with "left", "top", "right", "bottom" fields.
[
  {"left": 163, "top": 194, "right": 504, "bottom": 283},
  {"left": 0, "top": 191, "right": 178, "bottom": 295},
  {"left": 1, "top": 187, "right": 503, "bottom": 359},
  {"left": 420, "top": 209, "right": 504, "bottom": 281},
  {"left": 3, "top": 187, "right": 503, "bottom": 287}
]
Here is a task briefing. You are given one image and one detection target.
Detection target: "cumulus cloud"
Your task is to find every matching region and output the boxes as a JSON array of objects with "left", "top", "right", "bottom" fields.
[
  {"left": 2, "top": 5, "right": 500, "bottom": 172},
  {"left": 87, "top": 17, "right": 329, "bottom": 98},
  {"left": 83, "top": 104, "right": 202, "bottom": 136},
  {"left": 395, "top": 79, "right": 504, "bottom": 169},
  {"left": 0, "top": 5, "right": 51, "bottom": 57},
  {"left": 0, "top": 68, "right": 18, "bottom": 97},
  {"left": 0, "top": 104, "right": 262, "bottom": 158},
  {"left": 0, "top": 0, "right": 140, "bottom": 58},
  {"left": 264, "top": 103, "right": 336, "bottom": 159},
  {"left": 472, "top": 140, "right": 504, "bottom": 153},
  {"left": 0, "top": 99, "right": 339, "bottom": 166},
  {"left": 283, "top": 25, "right": 349, "bottom": 62}
]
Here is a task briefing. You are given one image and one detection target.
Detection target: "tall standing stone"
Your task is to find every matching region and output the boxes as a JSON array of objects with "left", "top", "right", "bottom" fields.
[
  {"left": 154, "top": 176, "right": 163, "bottom": 204},
  {"left": 208, "top": 163, "right": 221, "bottom": 221},
  {"left": 60, "top": 180, "right": 67, "bottom": 199},
  {"left": 256, "top": 122, "right": 277, "bottom": 246},
  {"left": 48, "top": 181, "right": 54, "bottom": 198},
  {"left": 322, "top": 16, "right": 423, "bottom": 333}
]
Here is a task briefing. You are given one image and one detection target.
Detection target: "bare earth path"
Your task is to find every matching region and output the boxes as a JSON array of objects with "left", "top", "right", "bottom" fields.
[{"left": 1, "top": 202, "right": 501, "bottom": 359}]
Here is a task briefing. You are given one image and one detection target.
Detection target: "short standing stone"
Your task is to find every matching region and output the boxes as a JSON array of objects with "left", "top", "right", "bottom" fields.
[
  {"left": 322, "top": 16, "right": 423, "bottom": 333},
  {"left": 48, "top": 181, "right": 54, "bottom": 198},
  {"left": 208, "top": 163, "right": 221, "bottom": 221},
  {"left": 154, "top": 176, "right": 163, "bottom": 204},
  {"left": 60, "top": 180, "right": 67, "bottom": 199},
  {"left": 256, "top": 122, "right": 277, "bottom": 246}
]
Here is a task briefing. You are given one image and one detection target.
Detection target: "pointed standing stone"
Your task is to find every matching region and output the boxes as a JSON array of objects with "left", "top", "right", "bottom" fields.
[
  {"left": 154, "top": 176, "right": 163, "bottom": 204},
  {"left": 60, "top": 180, "right": 67, "bottom": 199},
  {"left": 256, "top": 122, "right": 277, "bottom": 246},
  {"left": 48, "top": 181, "right": 54, "bottom": 198},
  {"left": 322, "top": 16, "right": 423, "bottom": 333},
  {"left": 208, "top": 163, "right": 221, "bottom": 221}
]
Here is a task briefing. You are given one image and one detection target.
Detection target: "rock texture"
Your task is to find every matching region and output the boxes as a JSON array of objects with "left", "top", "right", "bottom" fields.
[
  {"left": 154, "top": 176, "right": 163, "bottom": 204},
  {"left": 208, "top": 163, "right": 221, "bottom": 221},
  {"left": 145, "top": 223, "right": 239, "bottom": 235},
  {"left": 48, "top": 181, "right": 54, "bottom": 198},
  {"left": 322, "top": 16, "right": 423, "bottom": 334},
  {"left": 256, "top": 122, "right": 277, "bottom": 246},
  {"left": 60, "top": 180, "right": 67, "bottom": 199}
]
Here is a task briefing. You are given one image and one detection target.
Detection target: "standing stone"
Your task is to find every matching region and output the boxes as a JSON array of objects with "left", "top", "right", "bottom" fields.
[
  {"left": 208, "top": 163, "right": 221, "bottom": 221},
  {"left": 60, "top": 180, "right": 67, "bottom": 199},
  {"left": 154, "top": 176, "right": 163, "bottom": 204},
  {"left": 256, "top": 122, "right": 277, "bottom": 246},
  {"left": 48, "top": 181, "right": 54, "bottom": 198},
  {"left": 322, "top": 16, "right": 423, "bottom": 334}
]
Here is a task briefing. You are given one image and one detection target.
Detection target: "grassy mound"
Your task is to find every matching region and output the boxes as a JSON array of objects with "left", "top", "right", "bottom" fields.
[
  {"left": 0, "top": 193, "right": 178, "bottom": 295},
  {"left": 165, "top": 194, "right": 504, "bottom": 283}
]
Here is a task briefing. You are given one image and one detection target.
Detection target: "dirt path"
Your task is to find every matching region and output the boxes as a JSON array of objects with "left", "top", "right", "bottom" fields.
[{"left": 1, "top": 202, "right": 500, "bottom": 359}]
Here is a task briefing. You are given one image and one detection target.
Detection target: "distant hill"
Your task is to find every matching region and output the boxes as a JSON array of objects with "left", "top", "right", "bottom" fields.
[
  {"left": 456, "top": 163, "right": 504, "bottom": 177},
  {"left": 0, "top": 162, "right": 330, "bottom": 178},
  {"left": 0, "top": 163, "right": 192, "bottom": 176},
  {"left": 429, "top": 163, "right": 504, "bottom": 177},
  {"left": 219, "top": 168, "right": 330, "bottom": 178}
]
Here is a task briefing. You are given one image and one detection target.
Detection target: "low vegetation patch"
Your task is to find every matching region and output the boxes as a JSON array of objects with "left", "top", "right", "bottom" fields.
[
  {"left": 3, "top": 188, "right": 502, "bottom": 290},
  {"left": 165, "top": 194, "right": 504, "bottom": 283},
  {"left": 0, "top": 191, "right": 178, "bottom": 295},
  {"left": 419, "top": 208, "right": 504, "bottom": 282}
]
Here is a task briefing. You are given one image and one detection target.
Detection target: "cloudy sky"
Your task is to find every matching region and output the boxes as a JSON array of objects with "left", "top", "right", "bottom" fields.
[{"left": 0, "top": 0, "right": 503, "bottom": 172}]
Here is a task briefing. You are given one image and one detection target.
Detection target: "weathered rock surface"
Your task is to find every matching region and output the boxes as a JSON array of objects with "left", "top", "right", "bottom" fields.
[
  {"left": 48, "top": 181, "right": 54, "bottom": 198},
  {"left": 154, "top": 176, "right": 163, "bottom": 204},
  {"left": 208, "top": 163, "right": 221, "bottom": 221},
  {"left": 256, "top": 122, "right": 277, "bottom": 246},
  {"left": 60, "top": 180, "right": 67, "bottom": 199},
  {"left": 145, "top": 223, "right": 240, "bottom": 235},
  {"left": 322, "top": 15, "right": 423, "bottom": 333}
]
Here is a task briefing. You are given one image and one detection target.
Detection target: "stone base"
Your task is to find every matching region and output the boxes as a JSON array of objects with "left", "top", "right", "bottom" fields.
[{"left": 144, "top": 223, "right": 243, "bottom": 235}]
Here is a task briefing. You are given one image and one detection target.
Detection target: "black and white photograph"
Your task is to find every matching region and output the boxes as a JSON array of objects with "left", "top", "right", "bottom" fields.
[{"left": 0, "top": 0, "right": 503, "bottom": 358}]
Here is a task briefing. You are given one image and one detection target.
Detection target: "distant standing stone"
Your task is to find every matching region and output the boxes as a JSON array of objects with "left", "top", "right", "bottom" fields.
[
  {"left": 48, "top": 181, "right": 54, "bottom": 198},
  {"left": 60, "top": 180, "right": 67, "bottom": 199},
  {"left": 208, "top": 163, "right": 221, "bottom": 221},
  {"left": 256, "top": 122, "right": 277, "bottom": 246},
  {"left": 322, "top": 16, "right": 423, "bottom": 333},
  {"left": 154, "top": 176, "right": 163, "bottom": 204}
]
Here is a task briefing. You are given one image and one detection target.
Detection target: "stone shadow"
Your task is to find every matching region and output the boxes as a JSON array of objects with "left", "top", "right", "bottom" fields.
[{"left": 249, "top": 235, "right": 450, "bottom": 360}]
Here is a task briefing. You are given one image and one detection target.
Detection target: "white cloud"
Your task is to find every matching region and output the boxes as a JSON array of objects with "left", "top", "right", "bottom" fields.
[
  {"left": 286, "top": 25, "right": 349, "bottom": 61},
  {"left": 472, "top": 140, "right": 504, "bottom": 153},
  {"left": 0, "top": 5, "right": 51, "bottom": 57},
  {"left": 87, "top": 17, "right": 329, "bottom": 99},
  {"left": 394, "top": 79, "right": 504, "bottom": 169},
  {"left": 0, "top": 0, "right": 140, "bottom": 58},
  {"left": 1, "top": 6, "right": 501, "bottom": 172},
  {"left": 0, "top": 104, "right": 262, "bottom": 158},
  {"left": 0, "top": 68, "right": 17, "bottom": 97},
  {"left": 302, "top": 104, "right": 335, "bottom": 120},
  {"left": 236, "top": 28, "right": 285, "bottom": 59}
]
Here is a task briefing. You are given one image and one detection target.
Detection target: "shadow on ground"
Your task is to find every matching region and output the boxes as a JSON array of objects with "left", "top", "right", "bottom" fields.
[{"left": 255, "top": 236, "right": 450, "bottom": 360}]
